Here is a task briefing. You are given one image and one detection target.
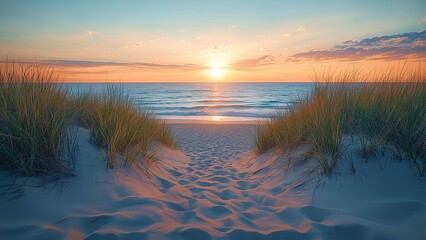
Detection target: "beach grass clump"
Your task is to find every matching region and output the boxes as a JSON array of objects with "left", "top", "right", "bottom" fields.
[
  {"left": 0, "top": 62, "right": 78, "bottom": 177},
  {"left": 0, "top": 61, "right": 176, "bottom": 178},
  {"left": 255, "top": 66, "right": 426, "bottom": 175},
  {"left": 73, "top": 87, "right": 175, "bottom": 168}
]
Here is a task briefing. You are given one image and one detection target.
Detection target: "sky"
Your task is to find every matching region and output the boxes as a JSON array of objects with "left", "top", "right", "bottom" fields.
[{"left": 0, "top": 0, "right": 425, "bottom": 82}]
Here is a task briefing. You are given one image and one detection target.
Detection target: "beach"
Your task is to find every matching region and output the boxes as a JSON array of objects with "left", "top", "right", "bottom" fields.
[
  {"left": 1, "top": 122, "right": 425, "bottom": 240},
  {"left": 2, "top": 1, "right": 426, "bottom": 239}
]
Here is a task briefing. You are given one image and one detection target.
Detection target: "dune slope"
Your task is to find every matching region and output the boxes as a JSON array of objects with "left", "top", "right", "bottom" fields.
[{"left": 0, "top": 124, "right": 425, "bottom": 240}]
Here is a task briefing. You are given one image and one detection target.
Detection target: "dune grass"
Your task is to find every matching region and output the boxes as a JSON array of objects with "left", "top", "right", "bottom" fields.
[
  {"left": 255, "top": 66, "right": 426, "bottom": 175},
  {"left": 71, "top": 87, "right": 175, "bottom": 168},
  {"left": 0, "top": 61, "right": 175, "bottom": 177},
  {"left": 0, "top": 62, "right": 78, "bottom": 177}
]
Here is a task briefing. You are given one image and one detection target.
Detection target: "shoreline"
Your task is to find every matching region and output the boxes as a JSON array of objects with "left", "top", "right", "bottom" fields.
[{"left": 162, "top": 116, "right": 263, "bottom": 125}]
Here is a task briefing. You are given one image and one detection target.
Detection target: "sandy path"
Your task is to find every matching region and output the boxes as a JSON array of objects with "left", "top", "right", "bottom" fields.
[
  {"left": 1, "top": 124, "right": 310, "bottom": 240},
  {"left": 160, "top": 124, "right": 310, "bottom": 239},
  {"left": 148, "top": 124, "right": 426, "bottom": 240}
]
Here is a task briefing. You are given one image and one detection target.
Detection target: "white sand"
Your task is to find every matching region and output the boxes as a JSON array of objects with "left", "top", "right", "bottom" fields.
[{"left": 0, "top": 124, "right": 425, "bottom": 240}]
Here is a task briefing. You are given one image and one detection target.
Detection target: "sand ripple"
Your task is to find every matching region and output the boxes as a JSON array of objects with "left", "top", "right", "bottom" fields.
[{"left": 1, "top": 124, "right": 426, "bottom": 240}]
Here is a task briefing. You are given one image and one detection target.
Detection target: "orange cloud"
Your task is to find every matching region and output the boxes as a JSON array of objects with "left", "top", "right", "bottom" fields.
[
  {"left": 36, "top": 60, "right": 203, "bottom": 71},
  {"left": 231, "top": 55, "right": 276, "bottom": 70},
  {"left": 417, "top": 16, "right": 426, "bottom": 24},
  {"left": 289, "top": 30, "right": 426, "bottom": 61}
]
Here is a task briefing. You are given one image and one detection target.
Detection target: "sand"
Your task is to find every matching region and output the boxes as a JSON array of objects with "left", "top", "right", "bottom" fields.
[{"left": 0, "top": 124, "right": 425, "bottom": 240}]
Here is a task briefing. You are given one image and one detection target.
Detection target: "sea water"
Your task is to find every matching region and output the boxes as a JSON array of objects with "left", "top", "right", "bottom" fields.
[{"left": 64, "top": 82, "right": 313, "bottom": 121}]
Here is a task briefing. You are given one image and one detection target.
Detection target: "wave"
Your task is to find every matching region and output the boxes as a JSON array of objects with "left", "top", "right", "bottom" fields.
[
  {"left": 158, "top": 111, "right": 273, "bottom": 118},
  {"left": 197, "top": 99, "right": 244, "bottom": 104},
  {"left": 190, "top": 104, "right": 251, "bottom": 109},
  {"left": 64, "top": 82, "right": 313, "bottom": 119}
]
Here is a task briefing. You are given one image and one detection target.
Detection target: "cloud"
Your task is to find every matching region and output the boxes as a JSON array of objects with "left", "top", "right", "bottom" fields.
[
  {"left": 212, "top": 45, "right": 227, "bottom": 50},
  {"left": 209, "top": 45, "right": 227, "bottom": 51},
  {"left": 297, "top": 27, "right": 306, "bottom": 33},
  {"left": 120, "top": 42, "right": 144, "bottom": 50},
  {"left": 37, "top": 60, "right": 202, "bottom": 71},
  {"left": 41, "top": 60, "right": 124, "bottom": 67},
  {"left": 417, "top": 16, "right": 426, "bottom": 24},
  {"left": 282, "top": 27, "right": 309, "bottom": 39},
  {"left": 73, "top": 31, "right": 95, "bottom": 41},
  {"left": 9, "top": 55, "right": 280, "bottom": 72},
  {"left": 195, "top": 35, "right": 210, "bottom": 40},
  {"left": 289, "top": 30, "right": 426, "bottom": 61},
  {"left": 83, "top": 31, "right": 94, "bottom": 37},
  {"left": 45, "top": 30, "right": 96, "bottom": 43},
  {"left": 231, "top": 55, "right": 276, "bottom": 70},
  {"left": 61, "top": 70, "right": 111, "bottom": 75},
  {"left": 283, "top": 33, "right": 292, "bottom": 38}
]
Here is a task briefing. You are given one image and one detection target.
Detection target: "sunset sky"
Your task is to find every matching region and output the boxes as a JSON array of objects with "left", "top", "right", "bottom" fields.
[{"left": 1, "top": 0, "right": 425, "bottom": 82}]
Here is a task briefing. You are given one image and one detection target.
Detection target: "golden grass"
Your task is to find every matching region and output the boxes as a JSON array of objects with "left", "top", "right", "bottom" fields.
[
  {"left": 71, "top": 86, "right": 175, "bottom": 168},
  {"left": 1, "top": 62, "right": 175, "bottom": 176},
  {"left": 256, "top": 66, "right": 426, "bottom": 175},
  {"left": 0, "top": 62, "right": 78, "bottom": 177}
]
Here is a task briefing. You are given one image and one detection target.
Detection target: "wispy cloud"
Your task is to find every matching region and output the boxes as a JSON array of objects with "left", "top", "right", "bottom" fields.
[
  {"left": 417, "top": 16, "right": 426, "bottom": 24},
  {"left": 289, "top": 30, "right": 426, "bottom": 61},
  {"left": 45, "top": 30, "right": 96, "bottom": 43},
  {"left": 37, "top": 60, "right": 203, "bottom": 71},
  {"left": 83, "top": 31, "right": 94, "bottom": 37},
  {"left": 282, "top": 26, "right": 309, "bottom": 39},
  {"left": 134, "top": 42, "right": 143, "bottom": 48},
  {"left": 297, "top": 27, "right": 307, "bottom": 33},
  {"left": 72, "top": 30, "right": 95, "bottom": 41},
  {"left": 231, "top": 55, "right": 276, "bottom": 70},
  {"left": 210, "top": 45, "right": 227, "bottom": 51}
]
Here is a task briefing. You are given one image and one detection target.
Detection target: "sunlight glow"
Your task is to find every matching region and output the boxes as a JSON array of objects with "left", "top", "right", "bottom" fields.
[
  {"left": 211, "top": 116, "right": 222, "bottom": 121},
  {"left": 208, "top": 67, "right": 225, "bottom": 79},
  {"left": 207, "top": 59, "right": 227, "bottom": 80}
]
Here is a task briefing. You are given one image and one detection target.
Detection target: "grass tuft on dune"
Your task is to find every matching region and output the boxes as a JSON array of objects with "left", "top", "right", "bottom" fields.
[
  {"left": 0, "top": 61, "right": 175, "bottom": 177},
  {"left": 256, "top": 66, "right": 426, "bottom": 175},
  {"left": 0, "top": 62, "right": 77, "bottom": 177},
  {"left": 72, "top": 87, "right": 176, "bottom": 168}
]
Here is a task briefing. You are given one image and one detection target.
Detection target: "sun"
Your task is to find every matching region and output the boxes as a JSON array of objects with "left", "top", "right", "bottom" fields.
[
  {"left": 211, "top": 116, "right": 222, "bottom": 121},
  {"left": 207, "top": 67, "right": 225, "bottom": 79},
  {"left": 206, "top": 60, "right": 227, "bottom": 80}
]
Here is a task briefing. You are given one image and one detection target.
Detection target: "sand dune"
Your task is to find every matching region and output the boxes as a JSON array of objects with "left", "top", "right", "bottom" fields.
[{"left": 0, "top": 124, "right": 425, "bottom": 240}]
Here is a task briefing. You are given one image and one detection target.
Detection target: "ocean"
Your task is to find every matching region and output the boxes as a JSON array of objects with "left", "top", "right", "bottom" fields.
[{"left": 64, "top": 82, "right": 313, "bottom": 121}]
